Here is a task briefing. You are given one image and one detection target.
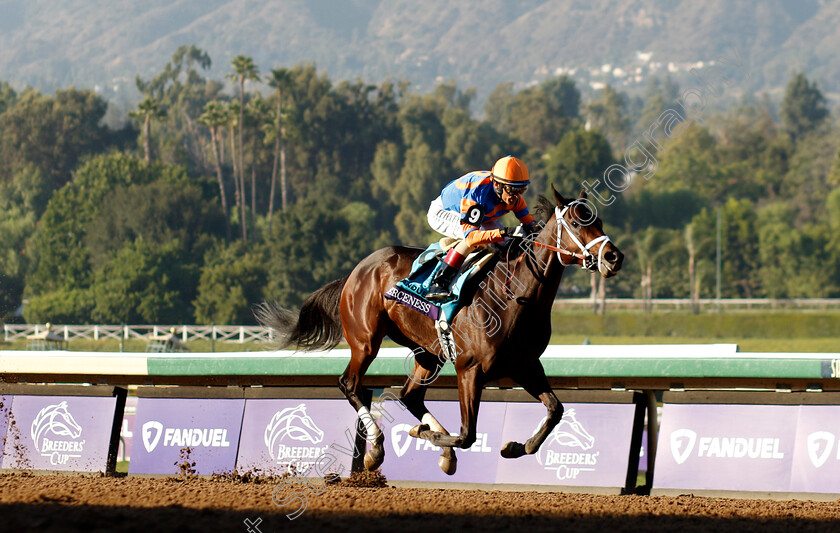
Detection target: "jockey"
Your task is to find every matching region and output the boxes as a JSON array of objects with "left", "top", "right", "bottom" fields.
[{"left": 425, "top": 155, "right": 536, "bottom": 301}]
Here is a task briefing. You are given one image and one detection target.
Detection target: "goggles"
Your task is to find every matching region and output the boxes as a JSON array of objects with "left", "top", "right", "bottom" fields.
[{"left": 495, "top": 181, "right": 528, "bottom": 196}]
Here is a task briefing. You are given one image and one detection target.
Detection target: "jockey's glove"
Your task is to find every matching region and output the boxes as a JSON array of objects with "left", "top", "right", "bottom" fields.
[{"left": 499, "top": 225, "right": 528, "bottom": 239}]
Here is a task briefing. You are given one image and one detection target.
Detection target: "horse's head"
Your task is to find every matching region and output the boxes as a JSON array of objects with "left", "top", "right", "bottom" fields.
[{"left": 550, "top": 185, "right": 623, "bottom": 278}]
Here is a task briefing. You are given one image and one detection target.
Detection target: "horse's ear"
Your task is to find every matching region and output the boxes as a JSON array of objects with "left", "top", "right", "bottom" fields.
[
  {"left": 579, "top": 188, "right": 588, "bottom": 201},
  {"left": 551, "top": 184, "right": 568, "bottom": 206}
]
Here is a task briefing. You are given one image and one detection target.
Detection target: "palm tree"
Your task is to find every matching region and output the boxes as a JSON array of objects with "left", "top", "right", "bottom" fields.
[
  {"left": 226, "top": 55, "right": 260, "bottom": 238},
  {"left": 129, "top": 96, "right": 167, "bottom": 164},
  {"left": 224, "top": 101, "right": 246, "bottom": 240},
  {"left": 266, "top": 67, "right": 293, "bottom": 225},
  {"left": 198, "top": 101, "right": 232, "bottom": 241},
  {"left": 685, "top": 222, "right": 698, "bottom": 314},
  {"left": 246, "top": 92, "right": 272, "bottom": 239}
]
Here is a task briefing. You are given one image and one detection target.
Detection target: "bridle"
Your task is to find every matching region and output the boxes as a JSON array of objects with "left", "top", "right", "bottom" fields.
[
  {"left": 549, "top": 204, "right": 612, "bottom": 273},
  {"left": 501, "top": 202, "right": 614, "bottom": 296}
]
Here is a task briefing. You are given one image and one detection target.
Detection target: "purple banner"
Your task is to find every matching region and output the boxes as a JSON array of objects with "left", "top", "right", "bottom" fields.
[
  {"left": 2, "top": 395, "right": 117, "bottom": 472},
  {"left": 236, "top": 399, "right": 360, "bottom": 476},
  {"left": 496, "top": 403, "right": 637, "bottom": 487},
  {"left": 116, "top": 395, "right": 137, "bottom": 462},
  {"left": 384, "top": 286, "right": 440, "bottom": 320},
  {"left": 0, "top": 395, "right": 10, "bottom": 455},
  {"left": 379, "top": 400, "right": 505, "bottom": 483},
  {"left": 129, "top": 398, "right": 244, "bottom": 475},
  {"left": 790, "top": 406, "right": 840, "bottom": 493},
  {"left": 655, "top": 404, "right": 797, "bottom": 492}
]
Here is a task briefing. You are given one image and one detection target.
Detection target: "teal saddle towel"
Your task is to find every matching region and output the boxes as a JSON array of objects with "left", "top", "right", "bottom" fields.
[{"left": 384, "top": 242, "right": 485, "bottom": 323}]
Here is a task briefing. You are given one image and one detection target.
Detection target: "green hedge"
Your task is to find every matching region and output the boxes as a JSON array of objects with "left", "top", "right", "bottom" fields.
[{"left": 550, "top": 312, "right": 840, "bottom": 339}]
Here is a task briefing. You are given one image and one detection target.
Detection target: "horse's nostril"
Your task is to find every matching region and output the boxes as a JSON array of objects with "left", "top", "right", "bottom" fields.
[{"left": 604, "top": 251, "right": 617, "bottom": 263}]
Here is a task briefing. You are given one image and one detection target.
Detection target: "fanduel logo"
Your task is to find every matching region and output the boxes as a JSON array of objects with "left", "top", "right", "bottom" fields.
[
  {"left": 389, "top": 423, "right": 492, "bottom": 458},
  {"left": 670, "top": 429, "right": 784, "bottom": 462},
  {"left": 30, "top": 401, "right": 85, "bottom": 465},
  {"left": 141, "top": 420, "right": 230, "bottom": 453},
  {"left": 142, "top": 421, "right": 163, "bottom": 453},
  {"left": 264, "top": 403, "right": 328, "bottom": 464},
  {"left": 807, "top": 431, "right": 837, "bottom": 468},
  {"left": 670, "top": 429, "right": 697, "bottom": 465}
]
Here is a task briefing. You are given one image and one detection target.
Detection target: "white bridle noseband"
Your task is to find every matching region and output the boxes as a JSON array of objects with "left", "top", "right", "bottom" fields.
[{"left": 554, "top": 204, "right": 612, "bottom": 273}]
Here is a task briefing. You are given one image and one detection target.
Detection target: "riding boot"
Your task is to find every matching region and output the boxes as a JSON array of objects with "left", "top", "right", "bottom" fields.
[
  {"left": 426, "top": 262, "right": 459, "bottom": 301},
  {"left": 426, "top": 248, "right": 466, "bottom": 301}
]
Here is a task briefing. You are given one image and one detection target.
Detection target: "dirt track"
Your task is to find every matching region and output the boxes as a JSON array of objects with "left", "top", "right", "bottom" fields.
[{"left": 1, "top": 474, "right": 839, "bottom": 533}]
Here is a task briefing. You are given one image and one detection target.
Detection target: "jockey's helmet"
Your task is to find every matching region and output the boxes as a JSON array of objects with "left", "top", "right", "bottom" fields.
[{"left": 491, "top": 156, "right": 530, "bottom": 186}]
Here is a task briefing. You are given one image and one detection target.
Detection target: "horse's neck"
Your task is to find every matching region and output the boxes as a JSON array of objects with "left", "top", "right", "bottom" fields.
[{"left": 483, "top": 234, "right": 564, "bottom": 313}]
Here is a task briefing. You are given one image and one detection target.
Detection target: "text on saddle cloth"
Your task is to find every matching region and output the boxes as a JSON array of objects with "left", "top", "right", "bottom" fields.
[{"left": 383, "top": 241, "right": 491, "bottom": 323}]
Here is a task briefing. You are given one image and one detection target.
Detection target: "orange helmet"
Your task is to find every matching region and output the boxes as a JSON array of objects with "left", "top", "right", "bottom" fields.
[{"left": 491, "top": 156, "right": 530, "bottom": 186}]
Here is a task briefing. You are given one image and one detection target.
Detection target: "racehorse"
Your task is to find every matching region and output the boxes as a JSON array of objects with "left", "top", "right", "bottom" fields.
[{"left": 257, "top": 187, "right": 623, "bottom": 475}]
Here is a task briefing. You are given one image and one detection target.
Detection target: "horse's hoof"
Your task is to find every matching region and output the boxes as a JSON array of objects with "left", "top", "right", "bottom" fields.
[
  {"left": 409, "top": 424, "right": 430, "bottom": 438},
  {"left": 364, "top": 445, "right": 385, "bottom": 471},
  {"left": 438, "top": 450, "right": 457, "bottom": 475},
  {"left": 500, "top": 441, "right": 527, "bottom": 459}
]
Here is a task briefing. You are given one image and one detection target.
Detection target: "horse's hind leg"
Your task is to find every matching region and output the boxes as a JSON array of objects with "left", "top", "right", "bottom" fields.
[
  {"left": 400, "top": 353, "right": 458, "bottom": 475},
  {"left": 500, "top": 360, "right": 563, "bottom": 458},
  {"left": 338, "top": 326, "right": 387, "bottom": 470}
]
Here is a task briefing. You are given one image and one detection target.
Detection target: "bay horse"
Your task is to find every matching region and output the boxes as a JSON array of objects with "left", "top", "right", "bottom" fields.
[{"left": 257, "top": 187, "right": 623, "bottom": 475}]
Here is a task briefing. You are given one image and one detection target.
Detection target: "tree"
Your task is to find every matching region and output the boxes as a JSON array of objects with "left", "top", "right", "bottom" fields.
[
  {"left": 198, "top": 100, "right": 232, "bottom": 240},
  {"left": 193, "top": 242, "right": 268, "bottom": 324},
  {"left": 90, "top": 239, "right": 195, "bottom": 324},
  {"left": 266, "top": 67, "right": 293, "bottom": 219},
  {"left": 545, "top": 128, "right": 613, "bottom": 196},
  {"left": 227, "top": 55, "right": 260, "bottom": 240},
  {"left": 780, "top": 72, "right": 829, "bottom": 143},
  {"left": 129, "top": 96, "right": 167, "bottom": 164},
  {"left": 585, "top": 86, "right": 630, "bottom": 151}
]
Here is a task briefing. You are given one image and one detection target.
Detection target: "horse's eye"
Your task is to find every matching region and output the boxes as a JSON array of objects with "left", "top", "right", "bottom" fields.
[{"left": 571, "top": 221, "right": 579, "bottom": 228}]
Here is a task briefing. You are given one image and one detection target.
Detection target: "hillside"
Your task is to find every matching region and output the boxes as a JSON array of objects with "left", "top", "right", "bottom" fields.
[{"left": 1, "top": 0, "right": 838, "bottom": 106}]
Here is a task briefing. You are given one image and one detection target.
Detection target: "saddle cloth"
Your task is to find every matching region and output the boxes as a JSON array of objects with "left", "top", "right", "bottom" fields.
[{"left": 384, "top": 239, "right": 494, "bottom": 323}]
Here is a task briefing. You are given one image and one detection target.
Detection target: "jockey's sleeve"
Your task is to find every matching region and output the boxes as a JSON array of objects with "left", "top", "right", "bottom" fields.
[
  {"left": 464, "top": 228, "right": 504, "bottom": 246},
  {"left": 513, "top": 196, "right": 536, "bottom": 226}
]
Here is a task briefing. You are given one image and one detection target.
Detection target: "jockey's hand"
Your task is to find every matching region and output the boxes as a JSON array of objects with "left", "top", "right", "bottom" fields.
[{"left": 500, "top": 225, "right": 527, "bottom": 239}]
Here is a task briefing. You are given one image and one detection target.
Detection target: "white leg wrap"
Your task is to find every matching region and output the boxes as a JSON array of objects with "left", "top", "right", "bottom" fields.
[
  {"left": 422, "top": 412, "right": 447, "bottom": 434},
  {"left": 358, "top": 406, "right": 381, "bottom": 442}
]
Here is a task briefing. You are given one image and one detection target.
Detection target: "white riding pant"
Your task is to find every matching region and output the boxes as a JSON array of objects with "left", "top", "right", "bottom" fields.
[{"left": 426, "top": 196, "right": 502, "bottom": 240}]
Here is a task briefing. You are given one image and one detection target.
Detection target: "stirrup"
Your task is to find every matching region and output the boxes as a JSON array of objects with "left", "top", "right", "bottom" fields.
[{"left": 425, "top": 283, "right": 452, "bottom": 301}]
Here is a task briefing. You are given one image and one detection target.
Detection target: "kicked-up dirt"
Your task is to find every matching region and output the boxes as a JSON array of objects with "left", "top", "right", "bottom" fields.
[{"left": 0, "top": 473, "right": 839, "bottom": 533}]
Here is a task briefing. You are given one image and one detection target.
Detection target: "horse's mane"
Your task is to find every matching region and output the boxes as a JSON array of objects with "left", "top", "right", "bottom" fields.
[{"left": 532, "top": 196, "right": 554, "bottom": 224}]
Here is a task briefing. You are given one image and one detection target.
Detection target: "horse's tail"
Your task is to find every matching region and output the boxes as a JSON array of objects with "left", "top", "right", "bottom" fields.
[{"left": 255, "top": 276, "right": 349, "bottom": 351}]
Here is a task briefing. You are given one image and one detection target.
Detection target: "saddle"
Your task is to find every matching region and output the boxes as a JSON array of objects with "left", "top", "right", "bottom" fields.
[{"left": 384, "top": 238, "right": 495, "bottom": 323}]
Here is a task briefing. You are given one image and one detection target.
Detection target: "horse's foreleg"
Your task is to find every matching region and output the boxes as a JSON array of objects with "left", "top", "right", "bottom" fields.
[
  {"left": 400, "top": 358, "right": 457, "bottom": 475},
  {"left": 501, "top": 361, "right": 563, "bottom": 459},
  {"left": 339, "top": 347, "right": 385, "bottom": 470},
  {"left": 416, "top": 365, "right": 481, "bottom": 451}
]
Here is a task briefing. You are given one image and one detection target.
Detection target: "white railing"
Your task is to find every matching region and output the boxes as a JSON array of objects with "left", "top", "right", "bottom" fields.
[
  {"left": 3, "top": 324, "right": 273, "bottom": 343},
  {"left": 553, "top": 298, "right": 840, "bottom": 311}
]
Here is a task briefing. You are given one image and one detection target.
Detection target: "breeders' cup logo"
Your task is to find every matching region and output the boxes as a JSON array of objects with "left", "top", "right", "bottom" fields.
[
  {"left": 140, "top": 420, "right": 230, "bottom": 453},
  {"left": 807, "top": 431, "right": 836, "bottom": 468},
  {"left": 390, "top": 423, "right": 492, "bottom": 457},
  {"left": 670, "top": 429, "right": 697, "bottom": 465},
  {"left": 31, "top": 401, "right": 85, "bottom": 466},
  {"left": 264, "top": 403, "right": 328, "bottom": 468},
  {"left": 534, "top": 409, "right": 598, "bottom": 481}
]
